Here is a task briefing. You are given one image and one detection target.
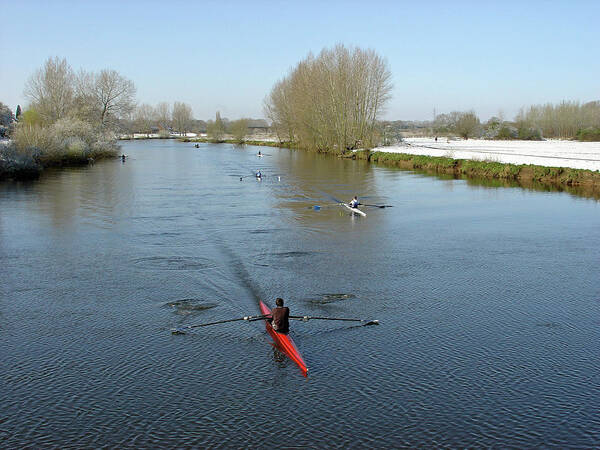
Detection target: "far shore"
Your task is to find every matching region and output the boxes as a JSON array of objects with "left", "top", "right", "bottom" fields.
[{"left": 5, "top": 134, "right": 599, "bottom": 196}]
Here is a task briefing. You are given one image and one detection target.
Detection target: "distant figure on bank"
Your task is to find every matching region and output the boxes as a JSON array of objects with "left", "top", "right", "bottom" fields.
[
  {"left": 349, "top": 196, "right": 359, "bottom": 208},
  {"left": 435, "top": 136, "right": 438, "bottom": 142},
  {"left": 269, "top": 297, "right": 290, "bottom": 334}
]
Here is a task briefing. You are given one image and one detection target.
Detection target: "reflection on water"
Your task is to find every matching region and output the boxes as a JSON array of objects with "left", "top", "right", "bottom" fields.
[{"left": 1, "top": 139, "right": 599, "bottom": 447}]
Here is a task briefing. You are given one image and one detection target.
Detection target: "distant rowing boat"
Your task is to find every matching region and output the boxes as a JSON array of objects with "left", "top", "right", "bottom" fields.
[{"left": 341, "top": 203, "right": 366, "bottom": 217}]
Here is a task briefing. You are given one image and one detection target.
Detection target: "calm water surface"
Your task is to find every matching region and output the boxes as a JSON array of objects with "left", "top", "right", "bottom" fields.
[{"left": 1, "top": 140, "right": 599, "bottom": 447}]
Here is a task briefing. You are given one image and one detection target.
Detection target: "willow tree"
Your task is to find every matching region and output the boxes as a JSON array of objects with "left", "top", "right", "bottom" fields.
[{"left": 264, "top": 44, "right": 392, "bottom": 153}]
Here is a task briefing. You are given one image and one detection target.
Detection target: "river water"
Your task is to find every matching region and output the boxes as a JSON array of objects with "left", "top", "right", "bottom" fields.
[{"left": 2, "top": 140, "right": 599, "bottom": 447}]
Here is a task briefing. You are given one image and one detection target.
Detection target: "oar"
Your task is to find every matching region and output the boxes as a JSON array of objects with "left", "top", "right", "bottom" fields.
[
  {"left": 359, "top": 203, "right": 393, "bottom": 208},
  {"left": 309, "top": 204, "right": 339, "bottom": 210},
  {"left": 289, "top": 315, "right": 379, "bottom": 326},
  {"left": 171, "top": 314, "right": 270, "bottom": 334}
]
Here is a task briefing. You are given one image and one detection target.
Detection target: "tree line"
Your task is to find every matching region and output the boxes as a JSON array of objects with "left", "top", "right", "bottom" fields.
[
  {"left": 264, "top": 44, "right": 392, "bottom": 153},
  {"left": 430, "top": 100, "right": 600, "bottom": 141},
  {"left": 515, "top": 101, "right": 600, "bottom": 141},
  {"left": 127, "top": 101, "right": 195, "bottom": 137}
]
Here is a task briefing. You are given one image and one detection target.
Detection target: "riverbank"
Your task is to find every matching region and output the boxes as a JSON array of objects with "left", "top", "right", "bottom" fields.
[
  {"left": 377, "top": 138, "right": 600, "bottom": 171},
  {"left": 350, "top": 149, "right": 600, "bottom": 199},
  {"left": 181, "top": 136, "right": 291, "bottom": 148},
  {"left": 0, "top": 139, "right": 118, "bottom": 181}
]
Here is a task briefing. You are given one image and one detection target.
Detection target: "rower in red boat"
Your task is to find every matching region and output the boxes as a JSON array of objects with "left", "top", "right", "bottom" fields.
[{"left": 269, "top": 297, "right": 290, "bottom": 333}]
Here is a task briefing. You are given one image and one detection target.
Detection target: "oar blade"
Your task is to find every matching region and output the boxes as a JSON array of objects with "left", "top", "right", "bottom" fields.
[{"left": 363, "top": 320, "right": 380, "bottom": 326}]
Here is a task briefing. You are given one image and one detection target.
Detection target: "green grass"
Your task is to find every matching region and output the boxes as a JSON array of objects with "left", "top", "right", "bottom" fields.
[{"left": 368, "top": 151, "right": 600, "bottom": 187}]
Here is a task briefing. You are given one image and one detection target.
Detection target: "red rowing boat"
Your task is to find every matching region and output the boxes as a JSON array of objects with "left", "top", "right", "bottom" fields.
[{"left": 259, "top": 300, "right": 308, "bottom": 376}]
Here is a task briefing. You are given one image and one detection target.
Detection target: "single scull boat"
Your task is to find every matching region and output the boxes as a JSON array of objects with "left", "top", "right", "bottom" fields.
[
  {"left": 341, "top": 203, "right": 366, "bottom": 217},
  {"left": 259, "top": 300, "right": 308, "bottom": 376}
]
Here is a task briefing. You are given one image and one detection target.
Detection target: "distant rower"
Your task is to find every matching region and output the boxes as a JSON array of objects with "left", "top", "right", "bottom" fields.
[
  {"left": 349, "top": 196, "right": 359, "bottom": 208},
  {"left": 258, "top": 151, "right": 262, "bottom": 156},
  {"left": 256, "top": 170, "right": 262, "bottom": 178},
  {"left": 269, "top": 297, "right": 290, "bottom": 334}
]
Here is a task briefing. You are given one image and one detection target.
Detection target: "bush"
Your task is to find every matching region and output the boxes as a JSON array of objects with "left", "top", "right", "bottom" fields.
[
  {"left": 496, "top": 125, "right": 518, "bottom": 140},
  {"left": 12, "top": 118, "right": 118, "bottom": 167},
  {"left": 577, "top": 127, "right": 600, "bottom": 142},
  {"left": 517, "top": 126, "right": 542, "bottom": 140},
  {"left": 0, "top": 142, "right": 42, "bottom": 179}
]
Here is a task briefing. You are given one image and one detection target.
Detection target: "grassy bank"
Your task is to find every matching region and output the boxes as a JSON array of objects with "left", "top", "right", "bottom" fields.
[{"left": 354, "top": 150, "right": 600, "bottom": 189}]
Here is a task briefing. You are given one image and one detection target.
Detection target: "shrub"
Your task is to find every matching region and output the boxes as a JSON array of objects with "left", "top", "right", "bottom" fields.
[
  {"left": 577, "top": 127, "right": 600, "bottom": 142},
  {"left": 496, "top": 125, "right": 518, "bottom": 140},
  {"left": 0, "top": 142, "right": 42, "bottom": 179},
  {"left": 52, "top": 117, "right": 97, "bottom": 147},
  {"left": 517, "top": 126, "right": 542, "bottom": 140},
  {"left": 13, "top": 124, "right": 56, "bottom": 153},
  {"left": 12, "top": 118, "right": 118, "bottom": 167}
]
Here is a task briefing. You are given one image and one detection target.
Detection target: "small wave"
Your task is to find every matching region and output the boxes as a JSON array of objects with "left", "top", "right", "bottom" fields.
[
  {"left": 272, "top": 251, "right": 314, "bottom": 258},
  {"left": 307, "top": 293, "right": 356, "bottom": 304},
  {"left": 132, "top": 256, "right": 215, "bottom": 271},
  {"left": 164, "top": 299, "right": 218, "bottom": 315}
]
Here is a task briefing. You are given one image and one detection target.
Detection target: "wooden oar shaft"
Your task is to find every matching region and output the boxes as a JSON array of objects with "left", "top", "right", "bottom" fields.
[
  {"left": 180, "top": 314, "right": 269, "bottom": 329},
  {"left": 359, "top": 203, "right": 393, "bottom": 208}
]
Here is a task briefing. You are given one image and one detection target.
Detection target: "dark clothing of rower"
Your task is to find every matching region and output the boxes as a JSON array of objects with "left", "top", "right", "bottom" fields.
[{"left": 270, "top": 297, "right": 290, "bottom": 334}]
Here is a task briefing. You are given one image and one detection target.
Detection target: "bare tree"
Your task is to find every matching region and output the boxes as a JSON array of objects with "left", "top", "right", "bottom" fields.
[
  {"left": 73, "top": 69, "right": 136, "bottom": 129},
  {"left": 155, "top": 102, "right": 172, "bottom": 131},
  {"left": 133, "top": 103, "right": 156, "bottom": 137},
  {"left": 93, "top": 70, "right": 136, "bottom": 128},
  {"left": 207, "top": 111, "right": 226, "bottom": 141},
  {"left": 229, "top": 118, "right": 249, "bottom": 143},
  {"left": 172, "top": 102, "right": 193, "bottom": 136},
  {"left": 264, "top": 44, "right": 392, "bottom": 153},
  {"left": 454, "top": 111, "right": 480, "bottom": 139},
  {"left": 24, "top": 56, "right": 75, "bottom": 124}
]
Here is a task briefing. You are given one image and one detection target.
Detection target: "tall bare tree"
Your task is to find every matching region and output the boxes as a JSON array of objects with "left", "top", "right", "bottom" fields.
[
  {"left": 155, "top": 102, "right": 172, "bottom": 131},
  {"left": 454, "top": 111, "right": 480, "bottom": 139},
  {"left": 264, "top": 44, "right": 392, "bottom": 153},
  {"left": 172, "top": 102, "right": 193, "bottom": 136},
  {"left": 93, "top": 70, "right": 136, "bottom": 128},
  {"left": 207, "top": 111, "right": 226, "bottom": 141},
  {"left": 24, "top": 56, "right": 75, "bottom": 124},
  {"left": 133, "top": 103, "right": 156, "bottom": 137},
  {"left": 229, "top": 118, "right": 249, "bottom": 142}
]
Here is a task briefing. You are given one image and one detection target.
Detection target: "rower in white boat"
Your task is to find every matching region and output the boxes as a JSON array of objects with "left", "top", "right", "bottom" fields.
[{"left": 349, "top": 196, "right": 359, "bottom": 208}]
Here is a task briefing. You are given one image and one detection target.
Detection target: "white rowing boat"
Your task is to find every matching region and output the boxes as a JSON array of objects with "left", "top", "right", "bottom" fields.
[{"left": 341, "top": 203, "right": 366, "bottom": 217}]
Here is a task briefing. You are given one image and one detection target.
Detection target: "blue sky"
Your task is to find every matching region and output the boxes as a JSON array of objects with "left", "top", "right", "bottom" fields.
[{"left": 1, "top": 0, "right": 598, "bottom": 121}]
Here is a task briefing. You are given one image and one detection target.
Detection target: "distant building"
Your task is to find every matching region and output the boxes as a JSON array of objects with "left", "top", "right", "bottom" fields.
[{"left": 247, "top": 119, "right": 270, "bottom": 135}]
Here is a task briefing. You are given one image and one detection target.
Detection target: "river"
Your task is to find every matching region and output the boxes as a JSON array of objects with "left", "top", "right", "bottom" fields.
[{"left": 2, "top": 139, "right": 599, "bottom": 447}]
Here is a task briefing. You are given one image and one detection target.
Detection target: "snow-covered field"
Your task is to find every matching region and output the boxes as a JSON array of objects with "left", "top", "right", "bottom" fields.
[{"left": 372, "top": 138, "right": 600, "bottom": 171}]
